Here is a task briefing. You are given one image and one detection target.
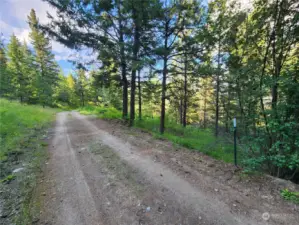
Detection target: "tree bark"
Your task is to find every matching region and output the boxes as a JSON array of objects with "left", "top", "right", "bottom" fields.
[
  {"left": 138, "top": 69, "right": 142, "bottom": 120},
  {"left": 271, "top": 0, "right": 280, "bottom": 118},
  {"left": 180, "top": 98, "right": 183, "bottom": 125},
  {"left": 81, "top": 90, "right": 84, "bottom": 107},
  {"left": 129, "top": 61, "right": 136, "bottom": 126},
  {"left": 129, "top": 7, "right": 140, "bottom": 127},
  {"left": 259, "top": 29, "right": 273, "bottom": 146},
  {"left": 117, "top": 1, "right": 128, "bottom": 119},
  {"left": 160, "top": 56, "right": 167, "bottom": 134},
  {"left": 120, "top": 43, "right": 128, "bottom": 119},
  {"left": 183, "top": 52, "right": 187, "bottom": 127},
  {"left": 160, "top": 20, "right": 169, "bottom": 134},
  {"left": 203, "top": 94, "right": 207, "bottom": 129},
  {"left": 215, "top": 40, "right": 221, "bottom": 137}
]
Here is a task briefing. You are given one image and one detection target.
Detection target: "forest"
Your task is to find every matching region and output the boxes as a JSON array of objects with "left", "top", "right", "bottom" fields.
[{"left": 0, "top": 0, "right": 298, "bottom": 183}]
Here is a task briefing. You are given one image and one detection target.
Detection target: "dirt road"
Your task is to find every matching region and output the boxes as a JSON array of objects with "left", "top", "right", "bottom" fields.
[{"left": 39, "top": 112, "right": 299, "bottom": 225}]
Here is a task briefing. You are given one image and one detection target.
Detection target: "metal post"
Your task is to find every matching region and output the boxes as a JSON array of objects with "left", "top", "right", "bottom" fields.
[{"left": 233, "top": 118, "right": 237, "bottom": 166}]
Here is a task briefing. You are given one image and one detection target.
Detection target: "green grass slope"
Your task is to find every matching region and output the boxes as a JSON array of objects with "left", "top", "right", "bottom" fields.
[
  {"left": 0, "top": 98, "right": 58, "bottom": 224},
  {"left": 0, "top": 98, "right": 57, "bottom": 161}
]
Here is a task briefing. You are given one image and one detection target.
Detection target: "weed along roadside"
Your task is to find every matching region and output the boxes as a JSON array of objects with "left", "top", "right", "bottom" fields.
[
  {"left": 79, "top": 105, "right": 242, "bottom": 165},
  {"left": 0, "top": 99, "right": 57, "bottom": 224},
  {"left": 78, "top": 106, "right": 299, "bottom": 204}
]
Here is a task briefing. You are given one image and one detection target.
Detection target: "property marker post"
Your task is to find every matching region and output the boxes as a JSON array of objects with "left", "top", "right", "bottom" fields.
[{"left": 233, "top": 118, "right": 237, "bottom": 166}]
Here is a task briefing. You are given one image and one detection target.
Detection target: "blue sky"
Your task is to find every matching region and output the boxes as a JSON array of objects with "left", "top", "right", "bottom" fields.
[{"left": 0, "top": 0, "right": 80, "bottom": 75}]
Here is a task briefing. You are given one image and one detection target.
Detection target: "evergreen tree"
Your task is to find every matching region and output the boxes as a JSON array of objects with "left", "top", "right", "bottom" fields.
[
  {"left": 0, "top": 43, "right": 11, "bottom": 98},
  {"left": 28, "top": 9, "right": 59, "bottom": 107},
  {"left": 21, "top": 41, "right": 37, "bottom": 103},
  {"left": 7, "top": 35, "right": 29, "bottom": 103},
  {"left": 124, "top": 0, "right": 160, "bottom": 126},
  {"left": 154, "top": 0, "right": 201, "bottom": 133},
  {"left": 205, "top": 0, "right": 229, "bottom": 136},
  {"left": 43, "top": 0, "right": 130, "bottom": 118}
]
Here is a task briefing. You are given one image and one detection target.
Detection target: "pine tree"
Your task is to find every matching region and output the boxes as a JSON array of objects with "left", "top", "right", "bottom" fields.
[
  {"left": 43, "top": 0, "right": 130, "bottom": 118},
  {"left": 123, "top": 0, "right": 160, "bottom": 126},
  {"left": 21, "top": 41, "right": 37, "bottom": 103},
  {"left": 28, "top": 9, "right": 58, "bottom": 107},
  {"left": 7, "top": 35, "right": 29, "bottom": 102},
  {"left": 154, "top": 0, "right": 201, "bottom": 133},
  {"left": 205, "top": 0, "right": 229, "bottom": 137},
  {"left": 0, "top": 43, "right": 11, "bottom": 98}
]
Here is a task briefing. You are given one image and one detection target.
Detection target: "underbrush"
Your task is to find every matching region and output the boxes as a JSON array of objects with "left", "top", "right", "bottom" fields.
[
  {"left": 79, "top": 105, "right": 122, "bottom": 119},
  {"left": 135, "top": 117, "right": 236, "bottom": 163},
  {"left": 0, "top": 98, "right": 57, "bottom": 224},
  {"left": 79, "top": 105, "right": 237, "bottom": 163}
]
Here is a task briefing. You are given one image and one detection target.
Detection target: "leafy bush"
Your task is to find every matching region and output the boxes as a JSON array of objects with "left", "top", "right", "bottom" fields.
[{"left": 242, "top": 119, "right": 299, "bottom": 181}]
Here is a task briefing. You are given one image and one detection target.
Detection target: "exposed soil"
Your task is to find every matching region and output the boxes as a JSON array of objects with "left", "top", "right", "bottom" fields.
[{"left": 38, "top": 112, "right": 299, "bottom": 225}]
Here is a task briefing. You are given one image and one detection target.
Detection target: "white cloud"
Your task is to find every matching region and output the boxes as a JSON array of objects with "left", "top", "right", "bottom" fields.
[
  {"left": 0, "top": 0, "right": 64, "bottom": 50},
  {"left": 16, "top": 29, "right": 30, "bottom": 43},
  {"left": 0, "top": 1, "right": 53, "bottom": 44},
  {"left": 4, "top": 0, "right": 56, "bottom": 24},
  {"left": 0, "top": 20, "right": 29, "bottom": 43},
  {"left": 0, "top": 0, "right": 98, "bottom": 74}
]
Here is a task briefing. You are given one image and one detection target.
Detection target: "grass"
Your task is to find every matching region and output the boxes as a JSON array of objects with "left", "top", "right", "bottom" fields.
[
  {"left": 0, "top": 98, "right": 58, "bottom": 224},
  {"left": 79, "top": 105, "right": 122, "bottom": 119},
  {"left": 0, "top": 98, "right": 57, "bottom": 161},
  {"left": 0, "top": 174, "right": 16, "bottom": 184},
  {"left": 280, "top": 189, "right": 299, "bottom": 204},
  {"left": 79, "top": 105, "right": 237, "bottom": 164}
]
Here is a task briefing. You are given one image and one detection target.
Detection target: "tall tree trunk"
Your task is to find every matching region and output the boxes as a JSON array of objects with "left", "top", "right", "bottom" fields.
[
  {"left": 160, "top": 21, "right": 169, "bottom": 134},
  {"left": 203, "top": 94, "right": 207, "bottom": 129},
  {"left": 236, "top": 75, "right": 246, "bottom": 131},
  {"left": 138, "top": 69, "right": 142, "bottom": 120},
  {"left": 180, "top": 98, "right": 183, "bottom": 125},
  {"left": 160, "top": 56, "right": 167, "bottom": 134},
  {"left": 117, "top": 1, "right": 128, "bottom": 119},
  {"left": 259, "top": 29, "right": 273, "bottom": 147},
  {"left": 121, "top": 59, "right": 128, "bottom": 119},
  {"left": 225, "top": 83, "right": 231, "bottom": 132},
  {"left": 129, "top": 8, "right": 140, "bottom": 127},
  {"left": 215, "top": 41, "right": 221, "bottom": 137},
  {"left": 271, "top": 0, "right": 280, "bottom": 118},
  {"left": 183, "top": 52, "right": 187, "bottom": 127},
  {"left": 81, "top": 91, "right": 84, "bottom": 107},
  {"left": 130, "top": 67, "right": 136, "bottom": 127}
]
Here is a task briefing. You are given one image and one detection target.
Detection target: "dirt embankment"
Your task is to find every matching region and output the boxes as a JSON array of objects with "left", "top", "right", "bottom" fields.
[{"left": 39, "top": 112, "right": 298, "bottom": 225}]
